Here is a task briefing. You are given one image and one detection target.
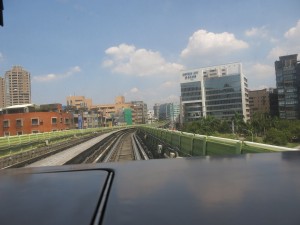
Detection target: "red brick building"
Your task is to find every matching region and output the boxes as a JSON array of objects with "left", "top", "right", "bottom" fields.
[{"left": 0, "top": 104, "right": 74, "bottom": 136}]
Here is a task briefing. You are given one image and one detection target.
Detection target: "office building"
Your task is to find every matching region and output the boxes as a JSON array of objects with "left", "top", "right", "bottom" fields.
[
  {"left": 153, "top": 104, "right": 160, "bottom": 119},
  {"left": 180, "top": 63, "right": 249, "bottom": 122},
  {"left": 5, "top": 66, "right": 31, "bottom": 106},
  {"left": 249, "top": 88, "right": 278, "bottom": 118},
  {"left": 269, "top": 88, "right": 279, "bottom": 117},
  {"left": 172, "top": 103, "right": 180, "bottom": 122},
  {"left": 275, "top": 54, "right": 300, "bottom": 119},
  {"left": 156, "top": 103, "right": 180, "bottom": 122}
]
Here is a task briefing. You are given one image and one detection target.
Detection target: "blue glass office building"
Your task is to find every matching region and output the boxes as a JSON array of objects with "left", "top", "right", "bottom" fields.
[
  {"left": 180, "top": 63, "right": 249, "bottom": 122},
  {"left": 275, "top": 54, "right": 300, "bottom": 120}
]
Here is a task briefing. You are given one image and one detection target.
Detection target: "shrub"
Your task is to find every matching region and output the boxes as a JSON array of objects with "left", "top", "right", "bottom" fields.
[{"left": 264, "top": 128, "right": 288, "bottom": 146}]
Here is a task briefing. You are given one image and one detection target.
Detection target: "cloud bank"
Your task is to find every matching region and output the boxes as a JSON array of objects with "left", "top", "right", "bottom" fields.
[
  {"left": 181, "top": 29, "right": 248, "bottom": 59},
  {"left": 34, "top": 66, "right": 81, "bottom": 82},
  {"left": 102, "top": 44, "right": 184, "bottom": 76},
  {"left": 268, "top": 20, "right": 300, "bottom": 59}
]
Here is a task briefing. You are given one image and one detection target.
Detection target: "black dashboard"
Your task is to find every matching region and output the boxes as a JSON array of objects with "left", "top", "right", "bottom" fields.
[{"left": 1, "top": 151, "right": 300, "bottom": 225}]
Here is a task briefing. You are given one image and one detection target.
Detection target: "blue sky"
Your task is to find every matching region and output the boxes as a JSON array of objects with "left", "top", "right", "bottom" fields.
[{"left": 0, "top": 0, "right": 300, "bottom": 108}]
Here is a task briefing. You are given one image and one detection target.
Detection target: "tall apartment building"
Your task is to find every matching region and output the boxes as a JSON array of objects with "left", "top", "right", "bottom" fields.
[
  {"left": 5, "top": 66, "right": 31, "bottom": 106},
  {"left": 180, "top": 63, "right": 249, "bottom": 122},
  {"left": 275, "top": 54, "right": 300, "bottom": 119},
  {"left": 131, "top": 101, "right": 148, "bottom": 124},
  {"left": 0, "top": 77, "right": 5, "bottom": 108},
  {"left": 66, "top": 95, "right": 93, "bottom": 109},
  {"left": 249, "top": 88, "right": 279, "bottom": 118}
]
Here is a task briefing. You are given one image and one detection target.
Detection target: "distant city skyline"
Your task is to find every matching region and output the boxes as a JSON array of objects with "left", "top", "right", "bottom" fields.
[{"left": 0, "top": 0, "right": 299, "bottom": 108}]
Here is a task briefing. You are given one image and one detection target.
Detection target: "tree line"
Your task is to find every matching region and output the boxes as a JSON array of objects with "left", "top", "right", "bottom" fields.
[{"left": 181, "top": 113, "right": 300, "bottom": 146}]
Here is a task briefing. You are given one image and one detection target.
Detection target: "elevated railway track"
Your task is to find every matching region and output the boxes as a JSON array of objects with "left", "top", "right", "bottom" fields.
[{"left": 1, "top": 128, "right": 149, "bottom": 169}]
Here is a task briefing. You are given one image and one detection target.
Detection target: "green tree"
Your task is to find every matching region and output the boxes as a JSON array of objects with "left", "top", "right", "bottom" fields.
[
  {"left": 231, "top": 112, "right": 246, "bottom": 134},
  {"left": 264, "top": 128, "right": 288, "bottom": 146}
]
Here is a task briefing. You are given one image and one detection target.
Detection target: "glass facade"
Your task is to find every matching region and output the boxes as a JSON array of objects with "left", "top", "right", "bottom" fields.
[
  {"left": 180, "top": 63, "right": 248, "bottom": 122},
  {"left": 180, "top": 82, "right": 201, "bottom": 102},
  {"left": 180, "top": 81, "right": 202, "bottom": 121},
  {"left": 275, "top": 54, "right": 300, "bottom": 119},
  {"left": 205, "top": 74, "right": 243, "bottom": 119},
  {"left": 183, "top": 102, "right": 202, "bottom": 121}
]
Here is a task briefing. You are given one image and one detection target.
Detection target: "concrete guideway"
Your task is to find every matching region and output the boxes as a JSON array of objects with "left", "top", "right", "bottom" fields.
[{"left": 26, "top": 130, "right": 122, "bottom": 168}]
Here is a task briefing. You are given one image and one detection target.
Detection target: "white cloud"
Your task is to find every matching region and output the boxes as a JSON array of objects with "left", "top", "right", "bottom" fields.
[
  {"left": 245, "top": 26, "right": 268, "bottom": 38},
  {"left": 124, "top": 87, "right": 144, "bottom": 102},
  {"left": 0, "top": 52, "right": 3, "bottom": 61},
  {"left": 101, "top": 59, "right": 113, "bottom": 67},
  {"left": 161, "top": 81, "right": 177, "bottom": 88},
  {"left": 244, "top": 63, "right": 275, "bottom": 89},
  {"left": 180, "top": 29, "right": 248, "bottom": 59},
  {"left": 245, "top": 26, "right": 277, "bottom": 43},
  {"left": 267, "top": 47, "right": 287, "bottom": 59},
  {"left": 268, "top": 20, "right": 300, "bottom": 59},
  {"left": 68, "top": 66, "right": 81, "bottom": 73},
  {"left": 254, "top": 85, "right": 269, "bottom": 90},
  {"left": 250, "top": 63, "right": 274, "bottom": 79},
  {"left": 284, "top": 20, "right": 300, "bottom": 41},
  {"left": 102, "top": 43, "right": 184, "bottom": 76},
  {"left": 105, "top": 44, "right": 135, "bottom": 60},
  {"left": 33, "top": 66, "right": 81, "bottom": 82},
  {"left": 130, "top": 87, "right": 139, "bottom": 93}
]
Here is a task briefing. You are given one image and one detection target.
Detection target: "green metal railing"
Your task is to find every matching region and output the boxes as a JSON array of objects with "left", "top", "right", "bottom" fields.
[
  {"left": 0, "top": 126, "right": 130, "bottom": 156},
  {"left": 140, "top": 127, "right": 297, "bottom": 156}
]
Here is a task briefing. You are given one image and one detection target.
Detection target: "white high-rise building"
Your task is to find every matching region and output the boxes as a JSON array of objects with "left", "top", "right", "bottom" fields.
[
  {"left": 0, "top": 77, "right": 5, "bottom": 108},
  {"left": 180, "top": 63, "right": 249, "bottom": 122},
  {"left": 5, "top": 66, "right": 31, "bottom": 106}
]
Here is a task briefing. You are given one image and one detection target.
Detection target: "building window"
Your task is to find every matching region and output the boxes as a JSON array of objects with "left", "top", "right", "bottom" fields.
[
  {"left": 31, "top": 118, "right": 39, "bottom": 126},
  {"left": 60, "top": 118, "right": 63, "bottom": 123},
  {"left": 65, "top": 118, "right": 70, "bottom": 124},
  {"left": 51, "top": 117, "right": 57, "bottom": 124},
  {"left": 32, "top": 130, "right": 39, "bottom": 134},
  {"left": 16, "top": 119, "right": 23, "bottom": 127},
  {"left": 3, "top": 120, "right": 10, "bottom": 128},
  {"left": 4, "top": 132, "right": 10, "bottom": 136},
  {"left": 17, "top": 131, "right": 23, "bottom": 135}
]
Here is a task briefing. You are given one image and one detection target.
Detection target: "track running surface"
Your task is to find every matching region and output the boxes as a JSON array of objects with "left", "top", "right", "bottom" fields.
[{"left": 26, "top": 130, "right": 121, "bottom": 167}]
